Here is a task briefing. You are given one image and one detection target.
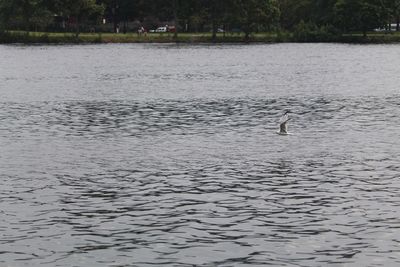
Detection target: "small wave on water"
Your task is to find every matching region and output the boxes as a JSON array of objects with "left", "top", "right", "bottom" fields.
[{"left": 1, "top": 95, "right": 400, "bottom": 266}]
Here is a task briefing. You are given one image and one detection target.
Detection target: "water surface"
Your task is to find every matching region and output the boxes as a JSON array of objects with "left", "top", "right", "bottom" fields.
[{"left": 1, "top": 43, "right": 400, "bottom": 266}]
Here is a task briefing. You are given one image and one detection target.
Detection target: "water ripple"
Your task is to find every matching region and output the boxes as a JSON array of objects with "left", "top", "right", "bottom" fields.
[{"left": 1, "top": 44, "right": 400, "bottom": 266}]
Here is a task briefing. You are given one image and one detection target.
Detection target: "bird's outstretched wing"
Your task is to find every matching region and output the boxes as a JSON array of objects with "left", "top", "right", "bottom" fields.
[
  {"left": 279, "top": 120, "right": 288, "bottom": 133},
  {"left": 279, "top": 114, "right": 288, "bottom": 124},
  {"left": 278, "top": 114, "right": 290, "bottom": 134}
]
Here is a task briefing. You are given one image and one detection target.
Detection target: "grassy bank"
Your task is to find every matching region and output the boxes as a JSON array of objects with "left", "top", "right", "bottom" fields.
[
  {"left": 0, "top": 31, "right": 279, "bottom": 44},
  {"left": 2, "top": 30, "right": 400, "bottom": 44}
]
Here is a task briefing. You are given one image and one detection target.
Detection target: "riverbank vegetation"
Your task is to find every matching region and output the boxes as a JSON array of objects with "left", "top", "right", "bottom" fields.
[
  {"left": 3, "top": 30, "right": 400, "bottom": 44},
  {"left": 1, "top": 0, "right": 400, "bottom": 43}
]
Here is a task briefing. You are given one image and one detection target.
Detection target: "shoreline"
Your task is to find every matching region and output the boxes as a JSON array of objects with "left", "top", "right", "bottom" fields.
[{"left": 2, "top": 31, "right": 400, "bottom": 44}]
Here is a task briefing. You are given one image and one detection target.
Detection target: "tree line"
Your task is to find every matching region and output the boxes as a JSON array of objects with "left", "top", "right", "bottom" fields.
[{"left": 1, "top": 0, "right": 400, "bottom": 39}]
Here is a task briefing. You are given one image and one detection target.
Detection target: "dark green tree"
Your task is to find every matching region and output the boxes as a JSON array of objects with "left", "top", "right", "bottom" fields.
[
  {"left": 0, "top": 0, "right": 54, "bottom": 33},
  {"left": 230, "top": 0, "right": 280, "bottom": 40},
  {"left": 334, "top": 0, "right": 386, "bottom": 36},
  {"left": 118, "top": 0, "right": 141, "bottom": 33},
  {"left": 172, "top": 0, "right": 178, "bottom": 38},
  {"left": 200, "top": 0, "right": 233, "bottom": 41},
  {"left": 61, "top": 0, "right": 104, "bottom": 36},
  {"left": 182, "top": 0, "right": 207, "bottom": 32},
  {"left": 311, "top": 0, "right": 337, "bottom": 25},
  {"left": 385, "top": 0, "right": 400, "bottom": 31},
  {"left": 395, "top": 0, "right": 400, "bottom": 31},
  {"left": 279, "top": 0, "right": 313, "bottom": 30},
  {"left": 0, "top": 0, "right": 14, "bottom": 31}
]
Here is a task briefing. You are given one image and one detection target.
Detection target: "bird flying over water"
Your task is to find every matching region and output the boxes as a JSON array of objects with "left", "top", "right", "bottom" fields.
[{"left": 278, "top": 111, "right": 290, "bottom": 135}]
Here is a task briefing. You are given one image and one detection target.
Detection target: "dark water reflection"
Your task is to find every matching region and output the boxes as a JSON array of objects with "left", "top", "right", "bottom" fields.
[{"left": 1, "top": 44, "right": 400, "bottom": 266}]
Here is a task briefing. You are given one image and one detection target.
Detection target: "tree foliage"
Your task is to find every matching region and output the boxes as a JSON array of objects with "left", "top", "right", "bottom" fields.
[
  {"left": 334, "top": 0, "right": 386, "bottom": 35},
  {"left": 0, "top": 0, "right": 53, "bottom": 32},
  {"left": 1, "top": 0, "right": 399, "bottom": 36},
  {"left": 61, "top": 0, "right": 104, "bottom": 35},
  {"left": 230, "top": 0, "right": 280, "bottom": 39}
]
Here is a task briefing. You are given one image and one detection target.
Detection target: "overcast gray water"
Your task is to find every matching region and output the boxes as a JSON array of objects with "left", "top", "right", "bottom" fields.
[{"left": 1, "top": 43, "right": 400, "bottom": 266}]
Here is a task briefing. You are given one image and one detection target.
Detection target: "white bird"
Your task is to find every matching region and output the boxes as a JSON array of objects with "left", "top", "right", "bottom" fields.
[{"left": 278, "top": 111, "right": 290, "bottom": 135}]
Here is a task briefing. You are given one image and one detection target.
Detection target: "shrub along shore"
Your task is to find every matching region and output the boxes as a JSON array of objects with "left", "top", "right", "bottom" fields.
[{"left": 2, "top": 31, "right": 400, "bottom": 44}]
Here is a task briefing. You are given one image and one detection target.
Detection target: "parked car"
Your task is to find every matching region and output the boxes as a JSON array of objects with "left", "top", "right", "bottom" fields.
[
  {"left": 374, "top": 23, "right": 399, "bottom": 32},
  {"left": 155, "top": 26, "right": 167, "bottom": 33},
  {"left": 150, "top": 26, "right": 176, "bottom": 33},
  {"left": 209, "top": 28, "right": 225, "bottom": 33}
]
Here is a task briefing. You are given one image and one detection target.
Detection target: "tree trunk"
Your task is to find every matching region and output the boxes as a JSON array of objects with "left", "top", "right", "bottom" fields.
[
  {"left": 113, "top": 0, "right": 119, "bottom": 33},
  {"left": 173, "top": 0, "right": 178, "bottom": 39},
  {"left": 211, "top": 2, "right": 217, "bottom": 42},
  {"left": 245, "top": 31, "right": 250, "bottom": 42},
  {"left": 212, "top": 20, "right": 217, "bottom": 42},
  {"left": 75, "top": 17, "right": 80, "bottom": 38},
  {"left": 22, "top": 6, "right": 31, "bottom": 35},
  {"left": 123, "top": 19, "right": 127, "bottom": 34},
  {"left": 24, "top": 16, "right": 30, "bottom": 35},
  {"left": 244, "top": 22, "right": 251, "bottom": 42}
]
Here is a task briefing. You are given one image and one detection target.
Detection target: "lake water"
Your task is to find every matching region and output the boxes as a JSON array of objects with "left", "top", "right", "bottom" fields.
[{"left": 1, "top": 43, "right": 400, "bottom": 266}]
